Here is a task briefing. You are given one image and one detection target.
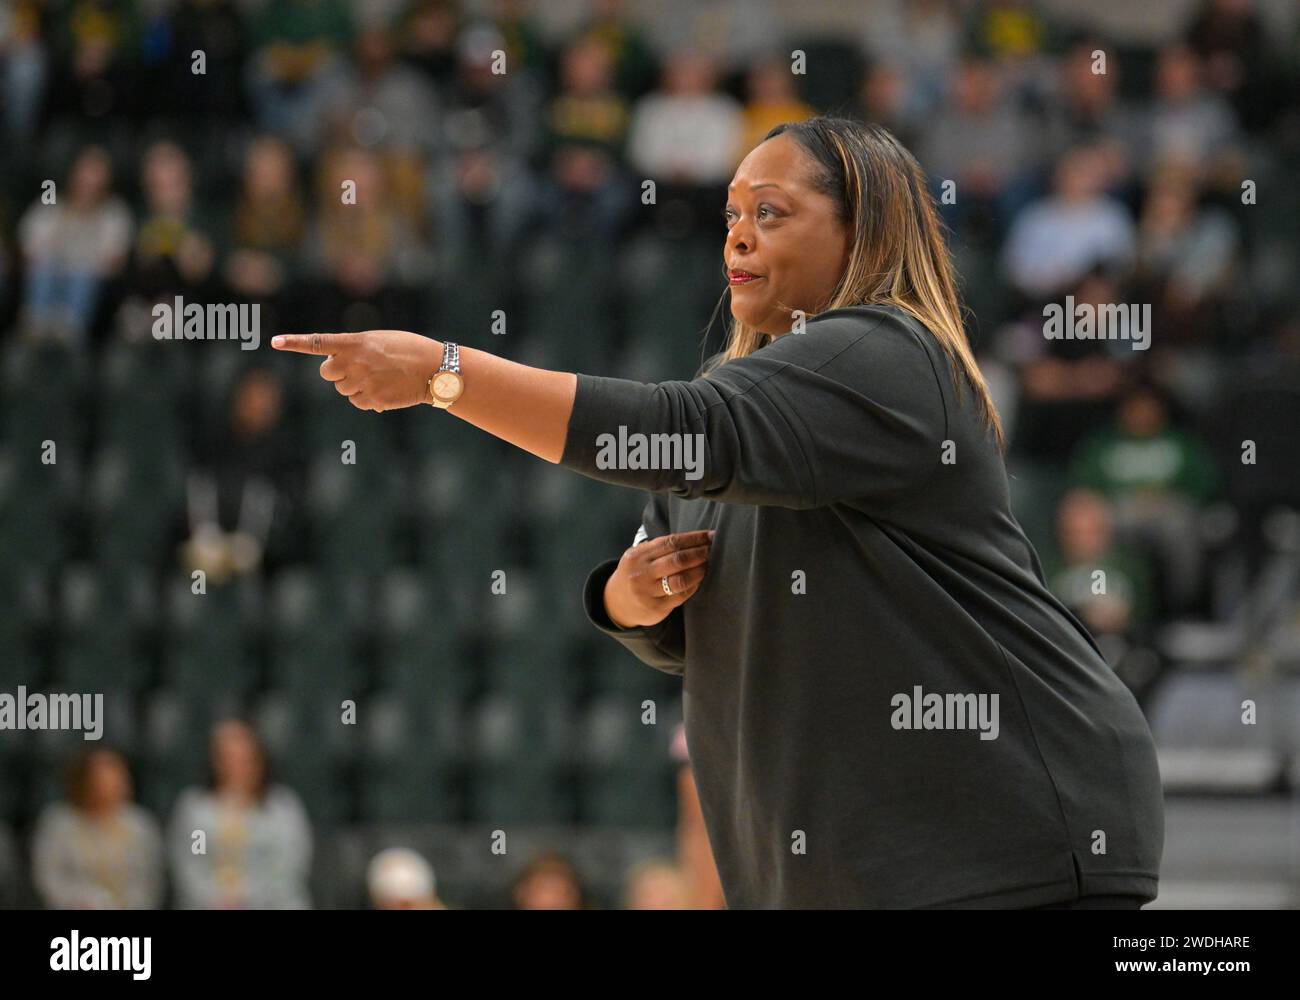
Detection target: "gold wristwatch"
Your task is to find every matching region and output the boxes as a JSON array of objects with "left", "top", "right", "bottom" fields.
[{"left": 427, "top": 341, "right": 463, "bottom": 408}]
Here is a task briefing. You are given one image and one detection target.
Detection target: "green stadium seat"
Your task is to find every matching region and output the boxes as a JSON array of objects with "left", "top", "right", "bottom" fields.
[{"left": 159, "top": 576, "right": 260, "bottom": 699}]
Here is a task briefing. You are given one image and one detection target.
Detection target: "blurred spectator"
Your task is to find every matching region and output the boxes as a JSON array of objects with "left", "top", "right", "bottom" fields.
[
  {"left": 964, "top": 0, "right": 1051, "bottom": 62},
  {"left": 490, "top": 0, "right": 550, "bottom": 85},
  {"left": 543, "top": 34, "right": 629, "bottom": 162},
  {"left": 1186, "top": 0, "right": 1278, "bottom": 131},
  {"left": 304, "top": 143, "right": 428, "bottom": 328},
  {"left": 509, "top": 850, "right": 587, "bottom": 909},
  {"left": 854, "top": 58, "right": 923, "bottom": 150},
  {"left": 626, "top": 48, "right": 742, "bottom": 238},
  {"left": 1069, "top": 380, "right": 1218, "bottom": 610},
  {"left": 428, "top": 136, "right": 539, "bottom": 268},
  {"left": 222, "top": 136, "right": 307, "bottom": 303},
  {"left": 169, "top": 719, "right": 312, "bottom": 909},
  {"left": 18, "top": 144, "right": 132, "bottom": 345},
  {"left": 183, "top": 368, "right": 299, "bottom": 584},
  {"left": 736, "top": 53, "right": 817, "bottom": 166},
  {"left": 245, "top": 0, "right": 353, "bottom": 156},
  {"left": 1133, "top": 161, "right": 1239, "bottom": 348},
  {"left": 1001, "top": 144, "right": 1135, "bottom": 299},
  {"left": 1046, "top": 488, "right": 1157, "bottom": 652},
  {"left": 0, "top": 0, "right": 49, "bottom": 140},
  {"left": 45, "top": 0, "right": 139, "bottom": 129},
  {"left": 32, "top": 748, "right": 164, "bottom": 909},
  {"left": 627, "top": 48, "right": 742, "bottom": 184},
  {"left": 396, "top": 0, "right": 460, "bottom": 90},
  {"left": 367, "top": 846, "right": 446, "bottom": 909},
  {"left": 129, "top": 139, "right": 217, "bottom": 301},
  {"left": 918, "top": 53, "right": 1043, "bottom": 237},
  {"left": 671, "top": 721, "right": 725, "bottom": 909},
  {"left": 1041, "top": 39, "right": 1141, "bottom": 193},
  {"left": 623, "top": 858, "right": 687, "bottom": 909},
  {"left": 998, "top": 270, "right": 1131, "bottom": 460},
  {"left": 439, "top": 20, "right": 542, "bottom": 166},
  {"left": 860, "top": 0, "right": 962, "bottom": 116},
  {"left": 571, "top": 0, "right": 658, "bottom": 101},
  {"left": 533, "top": 141, "right": 632, "bottom": 244},
  {"left": 332, "top": 24, "right": 442, "bottom": 159},
  {"left": 1137, "top": 43, "right": 1239, "bottom": 179},
  {"left": 163, "top": 0, "right": 249, "bottom": 125}
]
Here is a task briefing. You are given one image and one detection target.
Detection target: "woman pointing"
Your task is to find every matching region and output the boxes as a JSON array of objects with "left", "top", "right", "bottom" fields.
[{"left": 273, "top": 117, "right": 1164, "bottom": 909}]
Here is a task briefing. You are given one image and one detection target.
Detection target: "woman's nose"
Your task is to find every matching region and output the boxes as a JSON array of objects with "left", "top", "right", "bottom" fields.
[{"left": 726, "top": 222, "right": 752, "bottom": 255}]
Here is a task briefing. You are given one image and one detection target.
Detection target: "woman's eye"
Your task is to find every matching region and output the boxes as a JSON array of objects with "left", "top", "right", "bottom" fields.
[{"left": 723, "top": 206, "right": 773, "bottom": 224}]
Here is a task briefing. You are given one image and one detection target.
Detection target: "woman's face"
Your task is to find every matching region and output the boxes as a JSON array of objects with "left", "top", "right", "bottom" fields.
[
  {"left": 211, "top": 721, "right": 263, "bottom": 796},
  {"left": 84, "top": 752, "right": 130, "bottom": 811},
  {"left": 723, "top": 133, "right": 851, "bottom": 336}
]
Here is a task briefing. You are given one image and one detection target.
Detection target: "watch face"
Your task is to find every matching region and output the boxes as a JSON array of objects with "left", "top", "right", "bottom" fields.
[{"left": 432, "top": 371, "right": 463, "bottom": 400}]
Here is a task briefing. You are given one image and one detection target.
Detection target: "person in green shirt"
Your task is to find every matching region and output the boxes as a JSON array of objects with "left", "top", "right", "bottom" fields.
[{"left": 1069, "top": 380, "right": 1218, "bottom": 613}]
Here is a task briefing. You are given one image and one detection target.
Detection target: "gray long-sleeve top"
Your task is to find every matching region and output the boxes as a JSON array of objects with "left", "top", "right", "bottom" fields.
[{"left": 561, "top": 303, "right": 1164, "bottom": 908}]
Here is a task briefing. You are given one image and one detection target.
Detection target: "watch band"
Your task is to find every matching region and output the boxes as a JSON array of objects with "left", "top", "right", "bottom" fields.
[{"left": 440, "top": 341, "right": 460, "bottom": 374}]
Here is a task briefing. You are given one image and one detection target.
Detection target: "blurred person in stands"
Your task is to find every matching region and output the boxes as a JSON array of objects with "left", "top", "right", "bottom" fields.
[
  {"left": 0, "top": 0, "right": 49, "bottom": 140},
  {"left": 44, "top": 0, "right": 137, "bottom": 129},
  {"left": 397, "top": 0, "right": 460, "bottom": 90},
  {"left": 534, "top": 35, "right": 632, "bottom": 243},
  {"left": 1041, "top": 39, "right": 1141, "bottom": 193},
  {"left": 168, "top": 719, "right": 312, "bottom": 909},
  {"left": 162, "top": 0, "right": 249, "bottom": 125},
  {"left": 18, "top": 145, "right": 132, "bottom": 345},
  {"left": 367, "top": 846, "right": 446, "bottom": 909},
  {"left": 543, "top": 33, "right": 629, "bottom": 162},
  {"left": 182, "top": 367, "right": 300, "bottom": 583},
  {"left": 305, "top": 143, "right": 426, "bottom": 329},
  {"left": 1069, "top": 380, "right": 1218, "bottom": 612},
  {"left": 509, "top": 850, "right": 587, "bottom": 909},
  {"left": 222, "top": 135, "right": 307, "bottom": 305},
  {"left": 859, "top": 0, "right": 962, "bottom": 117},
  {"left": 570, "top": 0, "right": 657, "bottom": 101},
  {"left": 917, "top": 52, "right": 1043, "bottom": 238},
  {"left": 1186, "top": 0, "right": 1278, "bottom": 131},
  {"left": 1001, "top": 143, "right": 1135, "bottom": 300},
  {"left": 736, "top": 53, "right": 816, "bottom": 168},
  {"left": 427, "top": 133, "right": 540, "bottom": 272},
  {"left": 438, "top": 21, "right": 541, "bottom": 166},
  {"left": 1133, "top": 161, "right": 1240, "bottom": 350},
  {"left": 1138, "top": 44, "right": 1239, "bottom": 179},
  {"left": 623, "top": 858, "right": 687, "bottom": 909},
  {"left": 32, "top": 748, "right": 164, "bottom": 909},
  {"left": 997, "top": 268, "right": 1131, "bottom": 460},
  {"left": 129, "top": 140, "right": 217, "bottom": 303},
  {"left": 853, "top": 59, "right": 923, "bottom": 150},
  {"left": 1046, "top": 488, "right": 1160, "bottom": 697},
  {"left": 670, "top": 721, "right": 724, "bottom": 908},
  {"left": 489, "top": 0, "right": 551, "bottom": 89},
  {"left": 332, "top": 23, "right": 443, "bottom": 170},
  {"left": 626, "top": 48, "right": 744, "bottom": 235},
  {"left": 244, "top": 0, "right": 352, "bottom": 156}
]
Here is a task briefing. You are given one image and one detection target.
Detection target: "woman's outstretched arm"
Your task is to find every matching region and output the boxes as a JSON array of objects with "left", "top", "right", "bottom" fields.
[{"left": 270, "top": 330, "right": 577, "bottom": 463}]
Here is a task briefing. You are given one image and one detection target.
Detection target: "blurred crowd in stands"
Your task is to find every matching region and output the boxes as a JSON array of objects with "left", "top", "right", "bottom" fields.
[{"left": 1, "top": 0, "right": 1298, "bottom": 907}]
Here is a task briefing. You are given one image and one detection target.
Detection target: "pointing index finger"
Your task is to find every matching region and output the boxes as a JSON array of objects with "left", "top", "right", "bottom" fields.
[{"left": 271, "top": 332, "right": 350, "bottom": 355}]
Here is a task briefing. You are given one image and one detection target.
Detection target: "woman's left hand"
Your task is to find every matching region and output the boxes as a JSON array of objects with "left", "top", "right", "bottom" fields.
[{"left": 271, "top": 330, "right": 441, "bottom": 411}]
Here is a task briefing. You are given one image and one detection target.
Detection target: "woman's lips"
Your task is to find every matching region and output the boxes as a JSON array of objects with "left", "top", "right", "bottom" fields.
[{"left": 729, "top": 274, "right": 763, "bottom": 285}]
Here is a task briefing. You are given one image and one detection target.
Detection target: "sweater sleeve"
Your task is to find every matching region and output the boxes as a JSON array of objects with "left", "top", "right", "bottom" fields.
[
  {"left": 557, "top": 309, "right": 949, "bottom": 509},
  {"left": 581, "top": 491, "right": 687, "bottom": 676}
]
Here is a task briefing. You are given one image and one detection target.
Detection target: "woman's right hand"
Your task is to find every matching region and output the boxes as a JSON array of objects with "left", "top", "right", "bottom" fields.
[{"left": 603, "top": 530, "right": 715, "bottom": 629}]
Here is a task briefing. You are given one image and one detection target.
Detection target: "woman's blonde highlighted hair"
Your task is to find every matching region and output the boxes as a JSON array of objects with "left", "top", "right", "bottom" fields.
[{"left": 703, "top": 116, "right": 1004, "bottom": 449}]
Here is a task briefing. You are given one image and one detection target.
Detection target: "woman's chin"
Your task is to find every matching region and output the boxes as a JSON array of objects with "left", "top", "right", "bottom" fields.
[{"left": 730, "top": 306, "right": 769, "bottom": 330}]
